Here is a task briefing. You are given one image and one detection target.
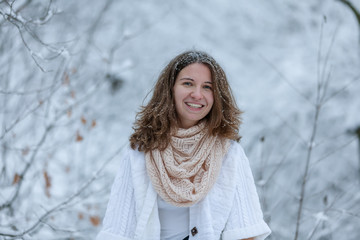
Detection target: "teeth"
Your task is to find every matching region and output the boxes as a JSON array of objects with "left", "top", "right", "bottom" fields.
[{"left": 187, "top": 103, "right": 202, "bottom": 108}]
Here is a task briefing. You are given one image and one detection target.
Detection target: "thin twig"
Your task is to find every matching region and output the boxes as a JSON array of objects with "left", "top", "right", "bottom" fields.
[
  {"left": 0, "top": 73, "right": 106, "bottom": 210},
  {"left": 294, "top": 104, "right": 321, "bottom": 240},
  {"left": 322, "top": 75, "right": 360, "bottom": 104},
  {"left": 273, "top": 110, "right": 307, "bottom": 145},
  {"left": 260, "top": 55, "right": 313, "bottom": 105},
  {"left": 0, "top": 145, "right": 124, "bottom": 238},
  {"left": 0, "top": 124, "right": 53, "bottom": 211},
  {"left": 0, "top": 82, "right": 61, "bottom": 141},
  {"left": 293, "top": 17, "right": 342, "bottom": 239},
  {"left": 77, "top": 0, "right": 115, "bottom": 67},
  {"left": 311, "top": 137, "right": 356, "bottom": 166},
  {"left": 2, "top": 0, "right": 64, "bottom": 72},
  {"left": 264, "top": 141, "right": 298, "bottom": 186},
  {"left": 307, "top": 190, "right": 343, "bottom": 240},
  {"left": 318, "top": 23, "right": 339, "bottom": 102},
  {"left": 0, "top": 84, "right": 59, "bottom": 95}
]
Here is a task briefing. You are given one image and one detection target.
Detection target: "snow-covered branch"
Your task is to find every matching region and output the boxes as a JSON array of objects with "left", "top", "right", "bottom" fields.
[{"left": 0, "top": 146, "right": 123, "bottom": 238}]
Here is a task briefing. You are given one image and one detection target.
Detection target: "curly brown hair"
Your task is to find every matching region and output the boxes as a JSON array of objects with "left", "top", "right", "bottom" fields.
[{"left": 130, "top": 50, "right": 242, "bottom": 152}]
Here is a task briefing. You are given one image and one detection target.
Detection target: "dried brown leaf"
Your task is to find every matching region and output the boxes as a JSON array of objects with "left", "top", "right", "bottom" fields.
[
  {"left": 22, "top": 146, "right": 30, "bottom": 156},
  {"left": 90, "top": 216, "right": 100, "bottom": 226},
  {"left": 13, "top": 173, "right": 21, "bottom": 185},
  {"left": 78, "top": 212, "right": 84, "bottom": 220},
  {"left": 81, "top": 116, "right": 87, "bottom": 125},
  {"left": 76, "top": 131, "right": 83, "bottom": 142},
  {"left": 91, "top": 120, "right": 97, "bottom": 128},
  {"left": 70, "top": 90, "right": 76, "bottom": 99},
  {"left": 63, "top": 73, "right": 70, "bottom": 85},
  {"left": 43, "top": 170, "right": 51, "bottom": 198}
]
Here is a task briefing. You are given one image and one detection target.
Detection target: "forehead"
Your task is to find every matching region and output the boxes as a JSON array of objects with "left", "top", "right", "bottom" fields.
[{"left": 177, "top": 63, "right": 212, "bottom": 80}]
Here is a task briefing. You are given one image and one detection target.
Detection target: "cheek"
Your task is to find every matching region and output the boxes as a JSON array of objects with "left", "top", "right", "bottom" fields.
[
  {"left": 207, "top": 92, "right": 214, "bottom": 107},
  {"left": 174, "top": 86, "right": 189, "bottom": 102},
  {"left": 173, "top": 87, "right": 183, "bottom": 107}
]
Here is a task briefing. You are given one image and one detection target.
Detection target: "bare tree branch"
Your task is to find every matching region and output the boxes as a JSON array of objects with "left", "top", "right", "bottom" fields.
[
  {"left": 322, "top": 75, "right": 360, "bottom": 104},
  {"left": 0, "top": 124, "right": 53, "bottom": 211},
  {"left": 292, "top": 16, "right": 358, "bottom": 239},
  {"left": 0, "top": 84, "right": 59, "bottom": 95},
  {"left": 260, "top": 54, "right": 313, "bottom": 105},
  {"left": 0, "top": 145, "right": 124, "bottom": 238},
  {"left": 0, "top": 0, "right": 64, "bottom": 72},
  {"left": 274, "top": 110, "right": 307, "bottom": 145},
  {"left": 77, "top": 0, "right": 115, "bottom": 67},
  {"left": 0, "top": 82, "right": 60, "bottom": 141},
  {"left": 337, "top": 0, "right": 360, "bottom": 44},
  {"left": 263, "top": 141, "right": 298, "bottom": 186},
  {"left": 294, "top": 103, "right": 321, "bottom": 240},
  {"left": 311, "top": 137, "right": 357, "bottom": 166}
]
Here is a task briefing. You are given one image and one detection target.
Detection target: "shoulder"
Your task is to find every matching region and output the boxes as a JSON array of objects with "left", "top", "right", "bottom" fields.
[
  {"left": 224, "top": 140, "right": 247, "bottom": 163},
  {"left": 121, "top": 145, "right": 147, "bottom": 181},
  {"left": 224, "top": 140, "right": 254, "bottom": 179},
  {"left": 229, "top": 140, "right": 246, "bottom": 153},
  {"left": 113, "top": 145, "right": 145, "bottom": 174},
  {"left": 215, "top": 140, "right": 245, "bottom": 185},
  {"left": 126, "top": 145, "right": 145, "bottom": 167},
  {"left": 120, "top": 145, "right": 145, "bottom": 162}
]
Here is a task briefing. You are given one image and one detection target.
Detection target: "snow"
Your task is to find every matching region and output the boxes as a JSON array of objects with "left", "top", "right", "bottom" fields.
[{"left": 1, "top": 0, "right": 360, "bottom": 239}]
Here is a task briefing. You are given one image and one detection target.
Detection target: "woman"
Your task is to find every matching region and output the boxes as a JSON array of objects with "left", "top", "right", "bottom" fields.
[{"left": 96, "top": 51, "right": 271, "bottom": 240}]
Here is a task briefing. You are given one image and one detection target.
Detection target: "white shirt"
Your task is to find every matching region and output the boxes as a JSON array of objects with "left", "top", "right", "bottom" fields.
[
  {"left": 157, "top": 196, "right": 189, "bottom": 240},
  {"left": 96, "top": 141, "right": 271, "bottom": 240}
]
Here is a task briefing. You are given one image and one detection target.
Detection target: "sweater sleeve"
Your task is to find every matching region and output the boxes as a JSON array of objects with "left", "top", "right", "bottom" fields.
[
  {"left": 222, "top": 144, "right": 271, "bottom": 240},
  {"left": 96, "top": 147, "right": 137, "bottom": 240}
]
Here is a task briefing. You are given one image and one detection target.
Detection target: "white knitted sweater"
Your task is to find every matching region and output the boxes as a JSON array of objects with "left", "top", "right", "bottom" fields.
[{"left": 96, "top": 141, "right": 271, "bottom": 240}]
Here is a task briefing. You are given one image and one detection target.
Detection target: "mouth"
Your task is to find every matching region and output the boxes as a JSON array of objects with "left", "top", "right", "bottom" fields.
[{"left": 185, "top": 102, "right": 204, "bottom": 109}]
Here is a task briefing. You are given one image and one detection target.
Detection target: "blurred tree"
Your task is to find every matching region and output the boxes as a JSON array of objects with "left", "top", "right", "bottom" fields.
[
  {"left": 347, "top": 125, "right": 360, "bottom": 176},
  {"left": 337, "top": 0, "right": 360, "bottom": 44},
  {"left": 0, "top": 0, "right": 138, "bottom": 238}
]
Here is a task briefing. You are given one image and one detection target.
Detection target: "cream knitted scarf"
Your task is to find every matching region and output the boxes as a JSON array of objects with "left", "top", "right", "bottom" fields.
[{"left": 145, "top": 122, "right": 230, "bottom": 207}]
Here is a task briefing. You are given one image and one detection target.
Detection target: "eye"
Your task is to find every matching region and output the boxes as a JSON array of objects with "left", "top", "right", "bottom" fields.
[
  {"left": 203, "top": 85, "right": 212, "bottom": 90},
  {"left": 183, "top": 81, "right": 192, "bottom": 86}
]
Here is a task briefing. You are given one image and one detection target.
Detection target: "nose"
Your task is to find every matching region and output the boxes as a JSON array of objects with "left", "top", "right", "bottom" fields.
[{"left": 190, "top": 87, "right": 203, "bottom": 100}]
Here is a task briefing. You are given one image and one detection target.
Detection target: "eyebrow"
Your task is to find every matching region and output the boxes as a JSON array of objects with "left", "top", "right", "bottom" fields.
[{"left": 179, "top": 77, "right": 212, "bottom": 84}]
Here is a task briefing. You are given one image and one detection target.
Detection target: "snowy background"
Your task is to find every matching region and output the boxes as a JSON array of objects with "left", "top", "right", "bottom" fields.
[{"left": 1, "top": 0, "right": 360, "bottom": 239}]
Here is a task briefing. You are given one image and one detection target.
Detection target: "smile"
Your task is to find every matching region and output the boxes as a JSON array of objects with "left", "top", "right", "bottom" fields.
[{"left": 186, "top": 102, "right": 204, "bottom": 108}]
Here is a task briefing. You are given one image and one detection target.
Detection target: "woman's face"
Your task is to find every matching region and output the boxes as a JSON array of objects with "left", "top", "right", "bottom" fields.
[{"left": 173, "top": 63, "right": 214, "bottom": 129}]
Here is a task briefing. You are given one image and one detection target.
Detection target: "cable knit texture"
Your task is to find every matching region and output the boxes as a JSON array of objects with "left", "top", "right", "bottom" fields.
[
  {"left": 98, "top": 149, "right": 137, "bottom": 239},
  {"left": 221, "top": 145, "right": 270, "bottom": 240},
  {"left": 145, "top": 122, "right": 230, "bottom": 207},
  {"left": 96, "top": 141, "right": 271, "bottom": 240}
]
